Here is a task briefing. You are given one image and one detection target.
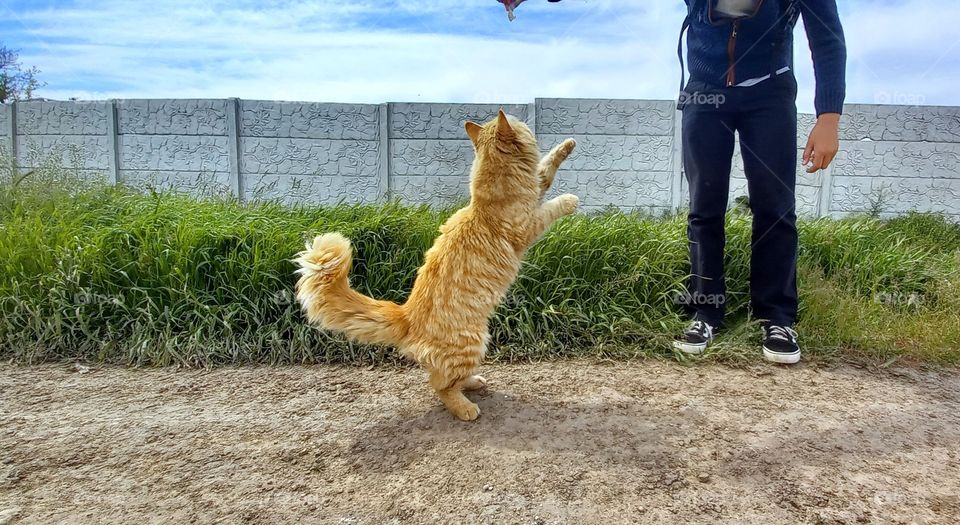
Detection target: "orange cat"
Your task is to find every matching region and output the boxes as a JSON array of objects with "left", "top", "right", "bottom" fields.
[{"left": 294, "top": 110, "right": 578, "bottom": 421}]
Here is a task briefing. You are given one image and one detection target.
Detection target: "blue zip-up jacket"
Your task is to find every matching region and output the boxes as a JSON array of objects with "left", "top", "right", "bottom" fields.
[{"left": 683, "top": 0, "right": 847, "bottom": 115}]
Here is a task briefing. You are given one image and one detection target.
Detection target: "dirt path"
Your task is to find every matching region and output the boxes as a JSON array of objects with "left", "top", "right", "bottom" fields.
[{"left": 1, "top": 361, "right": 959, "bottom": 525}]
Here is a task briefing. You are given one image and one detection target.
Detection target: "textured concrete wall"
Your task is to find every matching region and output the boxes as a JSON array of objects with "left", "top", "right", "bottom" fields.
[
  {"left": 0, "top": 104, "right": 9, "bottom": 134},
  {"left": 0, "top": 104, "right": 12, "bottom": 160},
  {"left": 830, "top": 104, "right": 960, "bottom": 218},
  {"left": 239, "top": 100, "right": 382, "bottom": 204},
  {"left": 389, "top": 103, "right": 530, "bottom": 206},
  {"left": 14, "top": 101, "right": 111, "bottom": 181},
  {"left": 116, "top": 99, "right": 232, "bottom": 194},
  {"left": 538, "top": 99, "right": 676, "bottom": 214},
  {"left": 2, "top": 98, "right": 958, "bottom": 219}
]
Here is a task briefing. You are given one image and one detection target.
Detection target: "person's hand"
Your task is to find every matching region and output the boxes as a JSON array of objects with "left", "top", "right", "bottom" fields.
[
  {"left": 802, "top": 113, "right": 841, "bottom": 173},
  {"left": 498, "top": 0, "right": 528, "bottom": 20}
]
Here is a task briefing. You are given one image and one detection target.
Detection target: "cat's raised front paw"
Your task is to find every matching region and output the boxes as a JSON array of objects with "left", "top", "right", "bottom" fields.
[
  {"left": 558, "top": 194, "right": 580, "bottom": 215},
  {"left": 557, "top": 138, "right": 577, "bottom": 159}
]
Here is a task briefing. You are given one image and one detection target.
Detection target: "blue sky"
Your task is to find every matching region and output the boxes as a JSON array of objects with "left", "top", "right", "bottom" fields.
[{"left": 1, "top": 0, "right": 957, "bottom": 113}]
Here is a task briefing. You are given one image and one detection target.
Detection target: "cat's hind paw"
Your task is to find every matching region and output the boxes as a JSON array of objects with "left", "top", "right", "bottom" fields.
[{"left": 462, "top": 375, "right": 488, "bottom": 391}]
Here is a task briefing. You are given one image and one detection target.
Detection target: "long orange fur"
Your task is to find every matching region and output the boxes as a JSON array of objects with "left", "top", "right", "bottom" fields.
[{"left": 294, "top": 110, "right": 578, "bottom": 420}]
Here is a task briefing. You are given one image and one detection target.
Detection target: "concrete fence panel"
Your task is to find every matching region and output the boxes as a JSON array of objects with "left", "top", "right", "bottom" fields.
[{"left": 1, "top": 98, "right": 956, "bottom": 220}]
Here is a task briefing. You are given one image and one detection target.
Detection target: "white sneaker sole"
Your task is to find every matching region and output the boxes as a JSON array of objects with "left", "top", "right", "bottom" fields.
[
  {"left": 673, "top": 340, "right": 708, "bottom": 355},
  {"left": 763, "top": 346, "right": 801, "bottom": 364}
]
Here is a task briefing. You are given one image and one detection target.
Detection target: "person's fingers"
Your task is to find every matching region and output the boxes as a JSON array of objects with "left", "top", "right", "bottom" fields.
[
  {"left": 822, "top": 151, "right": 837, "bottom": 170},
  {"left": 802, "top": 136, "right": 814, "bottom": 165},
  {"left": 805, "top": 151, "right": 823, "bottom": 173}
]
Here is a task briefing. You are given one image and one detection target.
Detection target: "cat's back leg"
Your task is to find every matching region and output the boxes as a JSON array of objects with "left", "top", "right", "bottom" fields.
[
  {"left": 431, "top": 372, "right": 481, "bottom": 421},
  {"left": 426, "top": 347, "right": 485, "bottom": 421}
]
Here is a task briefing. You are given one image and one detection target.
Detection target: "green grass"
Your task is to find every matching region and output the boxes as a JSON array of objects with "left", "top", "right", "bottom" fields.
[{"left": 1, "top": 164, "right": 958, "bottom": 366}]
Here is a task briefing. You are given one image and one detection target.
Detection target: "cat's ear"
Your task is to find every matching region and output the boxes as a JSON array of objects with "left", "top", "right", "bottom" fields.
[
  {"left": 464, "top": 121, "right": 482, "bottom": 147},
  {"left": 496, "top": 109, "right": 514, "bottom": 140}
]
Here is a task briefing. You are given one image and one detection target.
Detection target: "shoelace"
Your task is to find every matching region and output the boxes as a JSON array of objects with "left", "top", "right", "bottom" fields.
[
  {"left": 687, "top": 321, "right": 713, "bottom": 338},
  {"left": 766, "top": 325, "right": 797, "bottom": 342}
]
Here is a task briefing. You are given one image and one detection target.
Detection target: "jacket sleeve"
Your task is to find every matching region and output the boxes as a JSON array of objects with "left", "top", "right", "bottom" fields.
[{"left": 799, "top": 0, "right": 847, "bottom": 115}]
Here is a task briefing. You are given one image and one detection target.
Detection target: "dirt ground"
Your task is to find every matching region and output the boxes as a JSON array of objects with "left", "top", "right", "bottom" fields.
[{"left": 1, "top": 361, "right": 959, "bottom": 525}]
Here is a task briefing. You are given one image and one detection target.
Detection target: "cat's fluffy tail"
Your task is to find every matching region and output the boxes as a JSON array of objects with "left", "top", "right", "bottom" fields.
[{"left": 294, "top": 233, "right": 408, "bottom": 347}]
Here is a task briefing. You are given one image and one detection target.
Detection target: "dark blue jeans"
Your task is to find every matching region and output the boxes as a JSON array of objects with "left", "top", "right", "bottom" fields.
[{"left": 680, "top": 73, "right": 799, "bottom": 327}]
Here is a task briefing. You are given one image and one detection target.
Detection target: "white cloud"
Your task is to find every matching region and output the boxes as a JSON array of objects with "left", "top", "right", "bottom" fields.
[{"left": 4, "top": 0, "right": 958, "bottom": 113}]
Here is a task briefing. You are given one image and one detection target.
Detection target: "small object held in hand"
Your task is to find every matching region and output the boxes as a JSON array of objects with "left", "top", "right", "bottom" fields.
[
  {"left": 499, "top": 0, "right": 563, "bottom": 22},
  {"left": 500, "top": 0, "right": 527, "bottom": 21}
]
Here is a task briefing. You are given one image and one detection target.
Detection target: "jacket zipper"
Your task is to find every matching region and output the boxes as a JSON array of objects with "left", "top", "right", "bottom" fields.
[
  {"left": 710, "top": 0, "right": 768, "bottom": 87},
  {"left": 726, "top": 20, "right": 739, "bottom": 86}
]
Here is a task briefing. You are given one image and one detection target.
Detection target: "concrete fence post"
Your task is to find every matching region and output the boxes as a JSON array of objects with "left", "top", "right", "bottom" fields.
[
  {"left": 378, "top": 103, "right": 390, "bottom": 202},
  {"left": 105, "top": 100, "right": 120, "bottom": 185},
  {"left": 817, "top": 162, "right": 835, "bottom": 218},
  {"left": 528, "top": 102, "right": 537, "bottom": 139},
  {"left": 225, "top": 97, "right": 242, "bottom": 200},
  {"left": 4, "top": 102, "right": 16, "bottom": 169}
]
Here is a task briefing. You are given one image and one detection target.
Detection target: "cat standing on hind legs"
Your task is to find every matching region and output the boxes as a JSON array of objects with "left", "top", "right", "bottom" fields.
[{"left": 294, "top": 110, "right": 578, "bottom": 421}]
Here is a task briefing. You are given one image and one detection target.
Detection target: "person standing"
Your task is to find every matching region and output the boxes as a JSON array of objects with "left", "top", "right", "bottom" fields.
[{"left": 672, "top": 0, "right": 847, "bottom": 363}]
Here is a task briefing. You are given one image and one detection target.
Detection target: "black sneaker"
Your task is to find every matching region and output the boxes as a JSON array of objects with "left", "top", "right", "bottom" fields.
[
  {"left": 673, "top": 320, "right": 715, "bottom": 354},
  {"left": 762, "top": 325, "right": 801, "bottom": 364}
]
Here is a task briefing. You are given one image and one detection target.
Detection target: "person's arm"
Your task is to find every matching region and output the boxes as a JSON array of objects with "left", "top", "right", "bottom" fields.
[{"left": 798, "top": 0, "right": 847, "bottom": 172}]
